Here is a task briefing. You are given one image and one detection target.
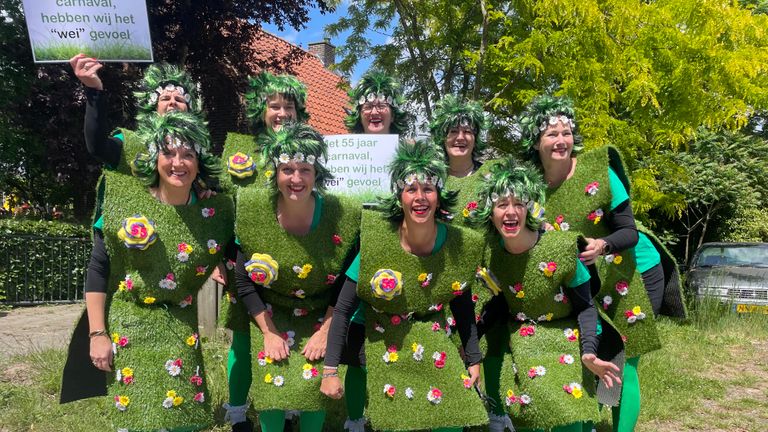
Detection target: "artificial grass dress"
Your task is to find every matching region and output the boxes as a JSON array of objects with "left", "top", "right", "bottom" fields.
[
  {"left": 445, "top": 160, "right": 498, "bottom": 228},
  {"left": 99, "top": 169, "right": 234, "bottom": 431},
  {"left": 355, "top": 209, "right": 488, "bottom": 431},
  {"left": 235, "top": 187, "right": 361, "bottom": 412},
  {"left": 542, "top": 147, "right": 661, "bottom": 358},
  {"left": 482, "top": 231, "right": 600, "bottom": 430}
]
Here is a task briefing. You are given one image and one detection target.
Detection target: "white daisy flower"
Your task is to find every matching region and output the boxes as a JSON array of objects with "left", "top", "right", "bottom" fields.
[
  {"left": 162, "top": 397, "right": 174, "bottom": 409},
  {"left": 279, "top": 153, "right": 291, "bottom": 164},
  {"left": 405, "top": 387, "right": 414, "bottom": 399},
  {"left": 273, "top": 375, "right": 285, "bottom": 386}
]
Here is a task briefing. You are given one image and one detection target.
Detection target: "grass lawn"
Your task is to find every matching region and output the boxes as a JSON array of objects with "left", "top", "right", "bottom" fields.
[{"left": 0, "top": 300, "right": 765, "bottom": 431}]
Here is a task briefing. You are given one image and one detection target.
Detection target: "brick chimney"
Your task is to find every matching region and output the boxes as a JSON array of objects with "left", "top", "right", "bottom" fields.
[{"left": 308, "top": 39, "right": 335, "bottom": 68}]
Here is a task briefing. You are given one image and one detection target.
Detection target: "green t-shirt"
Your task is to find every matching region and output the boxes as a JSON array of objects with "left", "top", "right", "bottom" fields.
[
  {"left": 346, "top": 222, "right": 448, "bottom": 324},
  {"left": 569, "top": 259, "right": 591, "bottom": 288},
  {"left": 607, "top": 167, "right": 660, "bottom": 272}
]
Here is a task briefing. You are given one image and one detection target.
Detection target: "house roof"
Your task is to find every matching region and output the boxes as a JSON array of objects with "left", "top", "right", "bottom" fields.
[{"left": 250, "top": 30, "right": 350, "bottom": 135}]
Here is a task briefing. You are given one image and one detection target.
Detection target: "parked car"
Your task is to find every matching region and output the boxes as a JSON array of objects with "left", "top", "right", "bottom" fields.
[{"left": 687, "top": 242, "right": 768, "bottom": 314}]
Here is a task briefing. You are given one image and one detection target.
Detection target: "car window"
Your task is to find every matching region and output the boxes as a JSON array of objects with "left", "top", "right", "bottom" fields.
[{"left": 695, "top": 245, "right": 768, "bottom": 267}]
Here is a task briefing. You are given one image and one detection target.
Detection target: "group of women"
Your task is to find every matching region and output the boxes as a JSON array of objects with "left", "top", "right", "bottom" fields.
[{"left": 61, "top": 54, "right": 685, "bottom": 432}]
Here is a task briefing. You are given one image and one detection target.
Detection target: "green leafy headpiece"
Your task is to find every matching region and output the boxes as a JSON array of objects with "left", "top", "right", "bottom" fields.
[
  {"left": 518, "top": 95, "right": 583, "bottom": 164},
  {"left": 469, "top": 158, "right": 546, "bottom": 234},
  {"left": 131, "top": 111, "right": 220, "bottom": 188},
  {"left": 379, "top": 139, "right": 458, "bottom": 222},
  {"left": 256, "top": 121, "right": 332, "bottom": 194},
  {"left": 345, "top": 71, "right": 409, "bottom": 134},
  {"left": 245, "top": 71, "right": 309, "bottom": 134},
  {"left": 134, "top": 64, "right": 201, "bottom": 122},
  {"left": 429, "top": 94, "right": 489, "bottom": 162}
]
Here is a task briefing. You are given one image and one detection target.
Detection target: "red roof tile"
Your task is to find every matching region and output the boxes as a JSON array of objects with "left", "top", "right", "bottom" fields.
[{"left": 249, "top": 30, "right": 349, "bottom": 135}]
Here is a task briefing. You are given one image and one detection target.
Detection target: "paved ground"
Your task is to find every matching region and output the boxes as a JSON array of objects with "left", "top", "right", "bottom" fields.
[{"left": 0, "top": 303, "right": 83, "bottom": 360}]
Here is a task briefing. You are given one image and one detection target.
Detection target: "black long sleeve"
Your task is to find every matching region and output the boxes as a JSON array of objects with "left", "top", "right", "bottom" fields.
[
  {"left": 569, "top": 279, "right": 598, "bottom": 356},
  {"left": 476, "top": 294, "right": 509, "bottom": 338},
  {"left": 449, "top": 290, "right": 482, "bottom": 366},
  {"left": 324, "top": 276, "right": 360, "bottom": 368},
  {"left": 602, "top": 200, "right": 639, "bottom": 253},
  {"left": 84, "top": 230, "right": 109, "bottom": 293},
  {"left": 84, "top": 87, "right": 122, "bottom": 168},
  {"left": 235, "top": 248, "right": 268, "bottom": 316},
  {"left": 329, "top": 237, "right": 360, "bottom": 308}
]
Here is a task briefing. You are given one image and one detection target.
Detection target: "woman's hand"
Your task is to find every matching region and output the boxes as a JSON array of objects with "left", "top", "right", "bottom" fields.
[
  {"left": 263, "top": 331, "right": 290, "bottom": 362},
  {"left": 581, "top": 353, "right": 622, "bottom": 388},
  {"left": 302, "top": 326, "right": 328, "bottom": 361},
  {"left": 467, "top": 363, "right": 481, "bottom": 388},
  {"left": 320, "top": 372, "right": 344, "bottom": 399},
  {"left": 69, "top": 53, "right": 104, "bottom": 90},
  {"left": 210, "top": 262, "right": 227, "bottom": 285},
  {"left": 579, "top": 237, "right": 607, "bottom": 265},
  {"left": 90, "top": 335, "right": 113, "bottom": 371}
]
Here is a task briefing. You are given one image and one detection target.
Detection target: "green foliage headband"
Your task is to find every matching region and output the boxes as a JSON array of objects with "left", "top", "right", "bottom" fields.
[
  {"left": 131, "top": 111, "right": 221, "bottom": 188},
  {"left": 518, "top": 94, "right": 584, "bottom": 163},
  {"left": 469, "top": 158, "right": 546, "bottom": 234},
  {"left": 429, "top": 94, "right": 489, "bottom": 161},
  {"left": 379, "top": 139, "right": 458, "bottom": 222},
  {"left": 134, "top": 64, "right": 200, "bottom": 120},
  {"left": 256, "top": 121, "right": 332, "bottom": 194},
  {"left": 345, "top": 71, "right": 409, "bottom": 135},
  {"left": 245, "top": 71, "right": 309, "bottom": 134}
]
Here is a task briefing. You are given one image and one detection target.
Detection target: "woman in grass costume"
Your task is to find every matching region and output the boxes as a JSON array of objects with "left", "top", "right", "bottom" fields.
[
  {"left": 60, "top": 111, "right": 235, "bottom": 432},
  {"left": 321, "top": 140, "right": 488, "bottom": 431},
  {"left": 518, "top": 95, "right": 683, "bottom": 432},
  {"left": 220, "top": 71, "right": 309, "bottom": 432},
  {"left": 429, "top": 94, "right": 494, "bottom": 227},
  {"left": 233, "top": 121, "right": 361, "bottom": 432},
  {"left": 71, "top": 54, "right": 202, "bottom": 174},
  {"left": 472, "top": 159, "right": 622, "bottom": 432}
]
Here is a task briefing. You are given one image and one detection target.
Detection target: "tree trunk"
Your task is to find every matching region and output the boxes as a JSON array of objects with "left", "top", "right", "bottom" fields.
[{"left": 473, "top": 0, "right": 489, "bottom": 100}]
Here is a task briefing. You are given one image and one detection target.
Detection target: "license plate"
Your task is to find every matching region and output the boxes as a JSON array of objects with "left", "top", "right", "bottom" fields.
[{"left": 734, "top": 304, "right": 768, "bottom": 314}]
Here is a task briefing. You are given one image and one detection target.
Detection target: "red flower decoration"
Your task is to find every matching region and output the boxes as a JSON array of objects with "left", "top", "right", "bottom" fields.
[
  {"left": 190, "top": 375, "right": 203, "bottom": 386},
  {"left": 390, "top": 315, "right": 402, "bottom": 325},
  {"left": 471, "top": 294, "right": 479, "bottom": 303},
  {"left": 332, "top": 234, "right": 342, "bottom": 245},
  {"left": 555, "top": 214, "right": 565, "bottom": 224},
  {"left": 123, "top": 375, "right": 134, "bottom": 385},
  {"left": 326, "top": 274, "right": 337, "bottom": 285}
]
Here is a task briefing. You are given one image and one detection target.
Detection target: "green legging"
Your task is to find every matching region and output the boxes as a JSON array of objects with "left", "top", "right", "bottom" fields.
[
  {"left": 582, "top": 356, "right": 642, "bottom": 432},
  {"left": 520, "top": 423, "right": 583, "bottom": 432},
  {"left": 259, "top": 409, "right": 326, "bottom": 432},
  {"left": 483, "top": 355, "right": 506, "bottom": 415},
  {"left": 227, "top": 330, "right": 252, "bottom": 406},
  {"left": 345, "top": 365, "right": 367, "bottom": 420}
]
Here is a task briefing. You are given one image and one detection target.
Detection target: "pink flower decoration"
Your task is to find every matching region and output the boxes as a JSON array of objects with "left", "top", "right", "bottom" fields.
[
  {"left": 527, "top": 368, "right": 537, "bottom": 378},
  {"left": 381, "top": 278, "right": 396, "bottom": 290},
  {"left": 519, "top": 325, "right": 536, "bottom": 337},
  {"left": 387, "top": 345, "right": 398, "bottom": 353},
  {"left": 326, "top": 274, "right": 337, "bottom": 285},
  {"left": 555, "top": 214, "right": 565, "bottom": 224},
  {"left": 386, "top": 385, "right": 396, "bottom": 397},
  {"left": 512, "top": 283, "right": 523, "bottom": 293},
  {"left": 118, "top": 336, "right": 129, "bottom": 347},
  {"left": 332, "top": 234, "right": 342, "bottom": 245},
  {"left": 190, "top": 375, "right": 203, "bottom": 386},
  {"left": 166, "top": 273, "right": 175, "bottom": 281},
  {"left": 471, "top": 294, "right": 479, "bottom": 303},
  {"left": 193, "top": 392, "right": 205, "bottom": 403},
  {"left": 123, "top": 375, "right": 134, "bottom": 385},
  {"left": 432, "top": 322, "right": 441, "bottom": 331},
  {"left": 390, "top": 315, "right": 402, "bottom": 325}
]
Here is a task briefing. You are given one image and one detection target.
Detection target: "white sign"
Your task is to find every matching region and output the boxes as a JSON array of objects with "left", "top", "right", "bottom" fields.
[
  {"left": 323, "top": 134, "right": 398, "bottom": 197},
  {"left": 21, "top": 0, "right": 153, "bottom": 63}
]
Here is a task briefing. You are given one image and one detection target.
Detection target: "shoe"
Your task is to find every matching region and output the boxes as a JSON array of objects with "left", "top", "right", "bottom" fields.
[
  {"left": 488, "top": 412, "right": 515, "bottom": 432},
  {"left": 344, "top": 417, "right": 366, "bottom": 432},
  {"left": 231, "top": 418, "right": 254, "bottom": 432}
]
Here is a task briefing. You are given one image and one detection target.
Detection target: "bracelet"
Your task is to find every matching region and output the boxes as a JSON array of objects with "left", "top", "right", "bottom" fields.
[
  {"left": 89, "top": 329, "right": 108, "bottom": 338},
  {"left": 322, "top": 371, "right": 339, "bottom": 378}
]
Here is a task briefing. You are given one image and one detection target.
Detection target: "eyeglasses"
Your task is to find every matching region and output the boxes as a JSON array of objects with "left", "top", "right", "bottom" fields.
[{"left": 362, "top": 103, "right": 390, "bottom": 113}]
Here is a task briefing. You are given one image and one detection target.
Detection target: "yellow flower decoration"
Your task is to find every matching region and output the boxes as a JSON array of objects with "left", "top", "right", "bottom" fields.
[
  {"left": 143, "top": 297, "right": 156, "bottom": 304},
  {"left": 545, "top": 313, "right": 554, "bottom": 321},
  {"left": 118, "top": 395, "right": 130, "bottom": 406},
  {"left": 112, "top": 333, "right": 120, "bottom": 343},
  {"left": 297, "top": 264, "right": 313, "bottom": 279},
  {"left": 632, "top": 306, "right": 642, "bottom": 315},
  {"left": 118, "top": 281, "right": 127, "bottom": 291},
  {"left": 572, "top": 388, "right": 583, "bottom": 399},
  {"left": 516, "top": 291, "right": 525, "bottom": 299},
  {"left": 303, "top": 363, "right": 313, "bottom": 371},
  {"left": 451, "top": 281, "right": 462, "bottom": 292},
  {"left": 614, "top": 255, "right": 623, "bottom": 264},
  {"left": 186, "top": 335, "right": 197, "bottom": 346},
  {"left": 264, "top": 170, "right": 274, "bottom": 179},
  {"left": 411, "top": 342, "right": 420, "bottom": 352},
  {"left": 573, "top": 329, "right": 580, "bottom": 338},
  {"left": 389, "top": 352, "right": 399, "bottom": 362},
  {"left": 369, "top": 269, "right": 403, "bottom": 301},
  {"left": 462, "top": 208, "right": 470, "bottom": 218},
  {"left": 264, "top": 373, "right": 273, "bottom": 383},
  {"left": 506, "top": 389, "right": 515, "bottom": 398},
  {"left": 245, "top": 253, "right": 279, "bottom": 286},
  {"left": 173, "top": 396, "right": 184, "bottom": 406},
  {"left": 417, "top": 273, "right": 428, "bottom": 282},
  {"left": 166, "top": 390, "right": 177, "bottom": 398},
  {"left": 227, "top": 152, "right": 256, "bottom": 178},
  {"left": 265, "top": 356, "right": 273, "bottom": 364},
  {"left": 117, "top": 215, "right": 158, "bottom": 250},
  {"left": 121, "top": 367, "right": 133, "bottom": 377}
]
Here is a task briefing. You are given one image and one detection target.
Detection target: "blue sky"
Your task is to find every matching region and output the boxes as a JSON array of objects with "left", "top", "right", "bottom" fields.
[{"left": 261, "top": 2, "right": 382, "bottom": 83}]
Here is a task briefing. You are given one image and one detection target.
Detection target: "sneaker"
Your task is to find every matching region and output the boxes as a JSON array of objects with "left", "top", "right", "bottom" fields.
[
  {"left": 231, "top": 418, "right": 254, "bottom": 432},
  {"left": 488, "top": 412, "right": 515, "bottom": 432},
  {"left": 344, "top": 417, "right": 366, "bottom": 432}
]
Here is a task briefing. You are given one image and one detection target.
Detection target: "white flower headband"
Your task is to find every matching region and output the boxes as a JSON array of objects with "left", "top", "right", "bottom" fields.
[
  {"left": 164, "top": 134, "right": 201, "bottom": 154},
  {"left": 395, "top": 173, "right": 444, "bottom": 190},
  {"left": 358, "top": 92, "right": 398, "bottom": 108},
  {"left": 149, "top": 83, "right": 192, "bottom": 105},
  {"left": 487, "top": 188, "right": 545, "bottom": 219},
  {"left": 273, "top": 152, "right": 323, "bottom": 166},
  {"left": 538, "top": 115, "right": 575, "bottom": 132}
]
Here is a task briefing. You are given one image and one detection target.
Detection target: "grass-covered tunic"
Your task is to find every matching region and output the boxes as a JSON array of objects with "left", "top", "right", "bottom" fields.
[
  {"left": 99, "top": 170, "right": 234, "bottom": 431},
  {"left": 483, "top": 231, "right": 600, "bottom": 430},
  {"left": 235, "top": 188, "right": 361, "bottom": 412},
  {"left": 543, "top": 147, "right": 660, "bottom": 357},
  {"left": 355, "top": 209, "right": 488, "bottom": 431}
]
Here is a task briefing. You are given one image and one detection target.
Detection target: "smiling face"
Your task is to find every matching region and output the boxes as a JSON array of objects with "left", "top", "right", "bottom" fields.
[
  {"left": 276, "top": 161, "right": 315, "bottom": 202},
  {"left": 535, "top": 121, "right": 574, "bottom": 164},
  {"left": 156, "top": 90, "right": 189, "bottom": 115},
  {"left": 361, "top": 102, "right": 393, "bottom": 134},
  {"left": 156, "top": 145, "right": 198, "bottom": 190},
  {"left": 492, "top": 195, "right": 530, "bottom": 240},
  {"left": 445, "top": 125, "right": 476, "bottom": 163},
  {"left": 400, "top": 180, "right": 439, "bottom": 225},
  {"left": 264, "top": 94, "right": 297, "bottom": 131}
]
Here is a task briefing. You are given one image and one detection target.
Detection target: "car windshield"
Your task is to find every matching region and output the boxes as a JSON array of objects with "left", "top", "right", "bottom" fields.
[{"left": 694, "top": 245, "right": 768, "bottom": 268}]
